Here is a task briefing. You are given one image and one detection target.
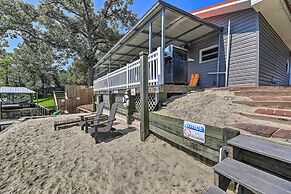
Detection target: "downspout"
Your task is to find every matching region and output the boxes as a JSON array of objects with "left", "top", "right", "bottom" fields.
[
  {"left": 225, "top": 20, "right": 231, "bottom": 87},
  {"left": 216, "top": 31, "right": 221, "bottom": 87}
]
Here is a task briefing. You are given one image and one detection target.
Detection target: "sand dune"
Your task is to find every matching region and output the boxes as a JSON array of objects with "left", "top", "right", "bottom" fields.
[{"left": 0, "top": 115, "right": 213, "bottom": 194}]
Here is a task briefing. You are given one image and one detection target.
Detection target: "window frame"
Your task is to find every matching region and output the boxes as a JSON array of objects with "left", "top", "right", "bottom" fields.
[{"left": 199, "top": 45, "right": 219, "bottom": 63}]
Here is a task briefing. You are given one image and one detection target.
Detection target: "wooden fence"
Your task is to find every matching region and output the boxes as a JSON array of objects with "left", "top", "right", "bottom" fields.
[{"left": 149, "top": 112, "right": 240, "bottom": 165}]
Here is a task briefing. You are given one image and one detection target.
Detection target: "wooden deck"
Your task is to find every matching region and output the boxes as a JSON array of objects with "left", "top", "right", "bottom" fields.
[{"left": 95, "top": 84, "right": 196, "bottom": 94}]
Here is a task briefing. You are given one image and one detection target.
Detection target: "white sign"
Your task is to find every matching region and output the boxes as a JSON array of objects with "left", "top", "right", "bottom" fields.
[
  {"left": 130, "top": 88, "right": 136, "bottom": 96},
  {"left": 183, "top": 121, "right": 205, "bottom": 143}
]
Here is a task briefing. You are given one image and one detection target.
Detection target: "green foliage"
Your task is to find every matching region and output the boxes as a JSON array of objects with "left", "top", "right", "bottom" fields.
[
  {"left": 33, "top": 96, "right": 55, "bottom": 110},
  {"left": 0, "top": 0, "right": 138, "bottom": 86}
]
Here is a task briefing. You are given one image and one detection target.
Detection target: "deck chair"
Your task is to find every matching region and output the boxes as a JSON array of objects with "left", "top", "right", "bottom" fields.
[
  {"left": 88, "top": 102, "right": 118, "bottom": 144},
  {"left": 79, "top": 102, "right": 107, "bottom": 132}
]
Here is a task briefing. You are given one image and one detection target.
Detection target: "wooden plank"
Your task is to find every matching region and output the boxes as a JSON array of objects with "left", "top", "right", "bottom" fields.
[
  {"left": 228, "top": 135, "right": 291, "bottom": 164},
  {"left": 140, "top": 52, "right": 150, "bottom": 141},
  {"left": 213, "top": 158, "right": 291, "bottom": 194},
  {"left": 203, "top": 185, "right": 226, "bottom": 194},
  {"left": 150, "top": 121, "right": 222, "bottom": 151},
  {"left": 149, "top": 124, "right": 219, "bottom": 162},
  {"left": 149, "top": 112, "right": 225, "bottom": 140},
  {"left": 241, "top": 149, "right": 291, "bottom": 181}
]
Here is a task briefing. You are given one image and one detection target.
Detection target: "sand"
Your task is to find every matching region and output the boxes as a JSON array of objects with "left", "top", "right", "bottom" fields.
[
  {"left": 159, "top": 90, "right": 256, "bottom": 128},
  {"left": 0, "top": 115, "right": 213, "bottom": 194}
]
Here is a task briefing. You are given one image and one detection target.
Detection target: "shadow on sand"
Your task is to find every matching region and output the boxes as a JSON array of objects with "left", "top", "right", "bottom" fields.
[{"left": 97, "top": 127, "right": 137, "bottom": 143}]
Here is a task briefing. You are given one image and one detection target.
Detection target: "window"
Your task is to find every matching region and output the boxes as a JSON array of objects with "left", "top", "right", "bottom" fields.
[{"left": 199, "top": 45, "right": 218, "bottom": 63}]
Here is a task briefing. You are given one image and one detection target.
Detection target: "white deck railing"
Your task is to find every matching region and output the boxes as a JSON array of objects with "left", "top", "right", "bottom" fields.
[{"left": 94, "top": 47, "right": 163, "bottom": 92}]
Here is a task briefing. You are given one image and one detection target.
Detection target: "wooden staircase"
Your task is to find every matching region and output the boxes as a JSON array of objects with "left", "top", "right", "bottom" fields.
[
  {"left": 204, "top": 135, "right": 291, "bottom": 194},
  {"left": 53, "top": 91, "right": 66, "bottom": 111}
]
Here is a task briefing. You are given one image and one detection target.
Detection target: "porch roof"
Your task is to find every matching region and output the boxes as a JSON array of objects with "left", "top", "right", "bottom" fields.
[
  {"left": 0, "top": 87, "right": 36, "bottom": 94},
  {"left": 95, "top": 0, "right": 223, "bottom": 70}
]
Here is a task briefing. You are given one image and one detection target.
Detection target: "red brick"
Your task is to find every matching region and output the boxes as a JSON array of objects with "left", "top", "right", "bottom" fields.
[
  {"left": 231, "top": 123, "right": 253, "bottom": 130},
  {"left": 255, "top": 109, "right": 266, "bottom": 114},
  {"left": 265, "top": 109, "right": 275, "bottom": 115},
  {"left": 250, "top": 96, "right": 280, "bottom": 101},
  {"left": 257, "top": 126, "right": 279, "bottom": 137},
  {"left": 281, "top": 96, "right": 291, "bottom": 101},
  {"left": 272, "top": 129, "right": 291, "bottom": 139},
  {"left": 274, "top": 110, "right": 286, "bottom": 117},
  {"left": 232, "top": 123, "right": 279, "bottom": 138},
  {"left": 284, "top": 111, "right": 291, "bottom": 117}
]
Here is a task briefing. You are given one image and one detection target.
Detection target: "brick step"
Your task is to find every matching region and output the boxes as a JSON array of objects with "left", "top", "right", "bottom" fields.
[
  {"left": 234, "top": 90, "right": 291, "bottom": 97},
  {"left": 255, "top": 108, "right": 291, "bottom": 117},
  {"left": 233, "top": 100, "right": 291, "bottom": 109},
  {"left": 237, "top": 112, "right": 291, "bottom": 125},
  {"left": 229, "top": 122, "right": 291, "bottom": 139},
  {"left": 250, "top": 96, "right": 291, "bottom": 101},
  {"left": 228, "top": 86, "right": 291, "bottom": 92},
  {"left": 209, "top": 86, "right": 291, "bottom": 92}
]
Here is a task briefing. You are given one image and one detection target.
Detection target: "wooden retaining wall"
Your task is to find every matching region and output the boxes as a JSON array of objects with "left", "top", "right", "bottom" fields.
[{"left": 149, "top": 112, "right": 240, "bottom": 165}]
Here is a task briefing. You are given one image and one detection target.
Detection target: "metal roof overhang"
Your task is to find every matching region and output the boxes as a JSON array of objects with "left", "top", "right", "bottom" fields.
[
  {"left": 94, "top": 0, "right": 223, "bottom": 70},
  {"left": 0, "top": 87, "right": 36, "bottom": 94}
]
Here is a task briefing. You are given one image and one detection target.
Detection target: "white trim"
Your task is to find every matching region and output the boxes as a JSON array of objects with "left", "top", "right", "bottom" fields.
[
  {"left": 199, "top": 45, "right": 218, "bottom": 63},
  {"left": 193, "top": 0, "right": 249, "bottom": 15}
]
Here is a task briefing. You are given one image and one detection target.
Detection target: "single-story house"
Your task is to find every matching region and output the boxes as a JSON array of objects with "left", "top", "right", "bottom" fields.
[{"left": 93, "top": 0, "right": 291, "bottom": 110}]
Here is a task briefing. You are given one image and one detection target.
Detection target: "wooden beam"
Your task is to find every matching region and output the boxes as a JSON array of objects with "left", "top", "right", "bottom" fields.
[{"left": 140, "top": 52, "right": 150, "bottom": 141}]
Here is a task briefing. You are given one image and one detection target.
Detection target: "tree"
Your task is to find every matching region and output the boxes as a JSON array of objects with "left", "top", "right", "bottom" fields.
[
  {"left": 0, "top": 52, "right": 14, "bottom": 86},
  {"left": 13, "top": 41, "right": 66, "bottom": 95},
  {"left": 0, "top": 0, "right": 138, "bottom": 86}
]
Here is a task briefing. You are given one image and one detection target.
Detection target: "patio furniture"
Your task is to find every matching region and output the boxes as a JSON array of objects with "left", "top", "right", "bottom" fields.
[
  {"left": 79, "top": 102, "right": 107, "bottom": 133},
  {"left": 88, "top": 102, "right": 118, "bottom": 144},
  {"left": 54, "top": 118, "right": 81, "bottom": 131}
]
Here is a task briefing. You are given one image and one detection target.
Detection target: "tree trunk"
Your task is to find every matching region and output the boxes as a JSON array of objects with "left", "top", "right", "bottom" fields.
[{"left": 86, "top": 61, "right": 95, "bottom": 86}]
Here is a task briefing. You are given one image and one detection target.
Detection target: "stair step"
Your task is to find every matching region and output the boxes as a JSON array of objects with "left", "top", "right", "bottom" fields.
[
  {"left": 237, "top": 112, "right": 291, "bottom": 125},
  {"left": 228, "top": 86, "right": 291, "bottom": 92},
  {"left": 250, "top": 96, "right": 291, "bottom": 101},
  {"left": 228, "top": 135, "right": 291, "bottom": 164},
  {"left": 213, "top": 158, "right": 291, "bottom": 194},
  {"left": 203, "top": 185, "right": 226, "bottom": 194},
  {"left": 235, "top": 90, "right": 291, "bottom": 97},
  {"left": 230, "top": 122, "right": 291, "bottom": 139},
  {"left": 233, "top": 100, "right": 291, "bottom": 108},
  {"left": 255, "top": 108, "right": 291, "bottom": 117},
  {"left": 230, "top": 122, "right": 279, "bottom": 138}
]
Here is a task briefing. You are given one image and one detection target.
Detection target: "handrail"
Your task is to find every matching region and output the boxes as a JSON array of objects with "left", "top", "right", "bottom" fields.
[{"left": 94, "top": 47, "right": 163, "bottom": 92}]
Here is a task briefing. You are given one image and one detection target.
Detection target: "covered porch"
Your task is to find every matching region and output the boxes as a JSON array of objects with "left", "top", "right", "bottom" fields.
[{"left": 94, "top": 0, "right": 223, "bottom": 93}]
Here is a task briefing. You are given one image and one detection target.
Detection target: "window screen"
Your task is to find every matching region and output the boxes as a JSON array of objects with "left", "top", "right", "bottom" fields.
[{"left": 199, "top": 46, "right": 218, "bottom": 63}]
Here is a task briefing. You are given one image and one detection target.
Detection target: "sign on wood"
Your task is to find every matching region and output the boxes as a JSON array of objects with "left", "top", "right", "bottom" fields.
[{"left": 183, "top": 121, "right": 205, "bottom": 143}]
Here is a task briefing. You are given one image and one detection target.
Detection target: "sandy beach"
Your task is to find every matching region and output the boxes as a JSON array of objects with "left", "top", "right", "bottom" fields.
[
  {"left": 159, "top": 90, "right": 255, "bottom": 128},
  {"left": 0, "top": 115, "right": 213, "bottom": 194}
]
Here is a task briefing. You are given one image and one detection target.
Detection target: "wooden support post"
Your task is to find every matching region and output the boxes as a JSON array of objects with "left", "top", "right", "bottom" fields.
[
  {"left": 214, "top": 172, "right": 231, "bottom": 191},
  {"left": 93, "top": 95, "right": 97, "bottom": 112},
  {"left": 156, "top": 92, "right": 167, "bottom": 110},
  {"left": 140, "top": 52, "right": 150, "bottom": 141},
  {"left": 0, "top": 101, "right": 2, "bottom": 119},
  {"left": 126, "top": 89, "right": 134, "bottom": 125},
  {"left": 108, "top": 92, "right": 115, "bottom": 108}
]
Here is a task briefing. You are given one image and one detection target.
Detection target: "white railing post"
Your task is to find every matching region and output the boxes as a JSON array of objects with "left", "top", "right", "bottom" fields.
[{"left": 126, "top": 64, "right": 129, "bottom": 88}]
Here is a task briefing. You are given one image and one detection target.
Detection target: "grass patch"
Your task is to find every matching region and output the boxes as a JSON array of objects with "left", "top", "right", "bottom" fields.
[{"left": 33, "top": 96, "right": 55, "bottom": 110}]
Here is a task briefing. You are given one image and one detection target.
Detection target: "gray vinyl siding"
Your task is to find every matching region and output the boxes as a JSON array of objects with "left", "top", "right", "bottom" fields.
[
  {"left": 258, "top": 14, "right": 290, "bottom": 86},
  {"left": 188, "top": 8, "right": 259, "bottom": 87},
  {"left": 188, "top": 32, "right": 220, "bottom": 87}
]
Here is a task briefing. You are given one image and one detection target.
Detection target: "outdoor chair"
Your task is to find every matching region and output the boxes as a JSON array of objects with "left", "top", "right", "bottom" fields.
[
  {"left": 79, "top": 102, "right": 107, "bottom": 132},
  {"left": 88, "top": 102, "right": 118, "bottom": 144},
  {"left": 54, "top": 118, "right": 81, "bottom": 131}
]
